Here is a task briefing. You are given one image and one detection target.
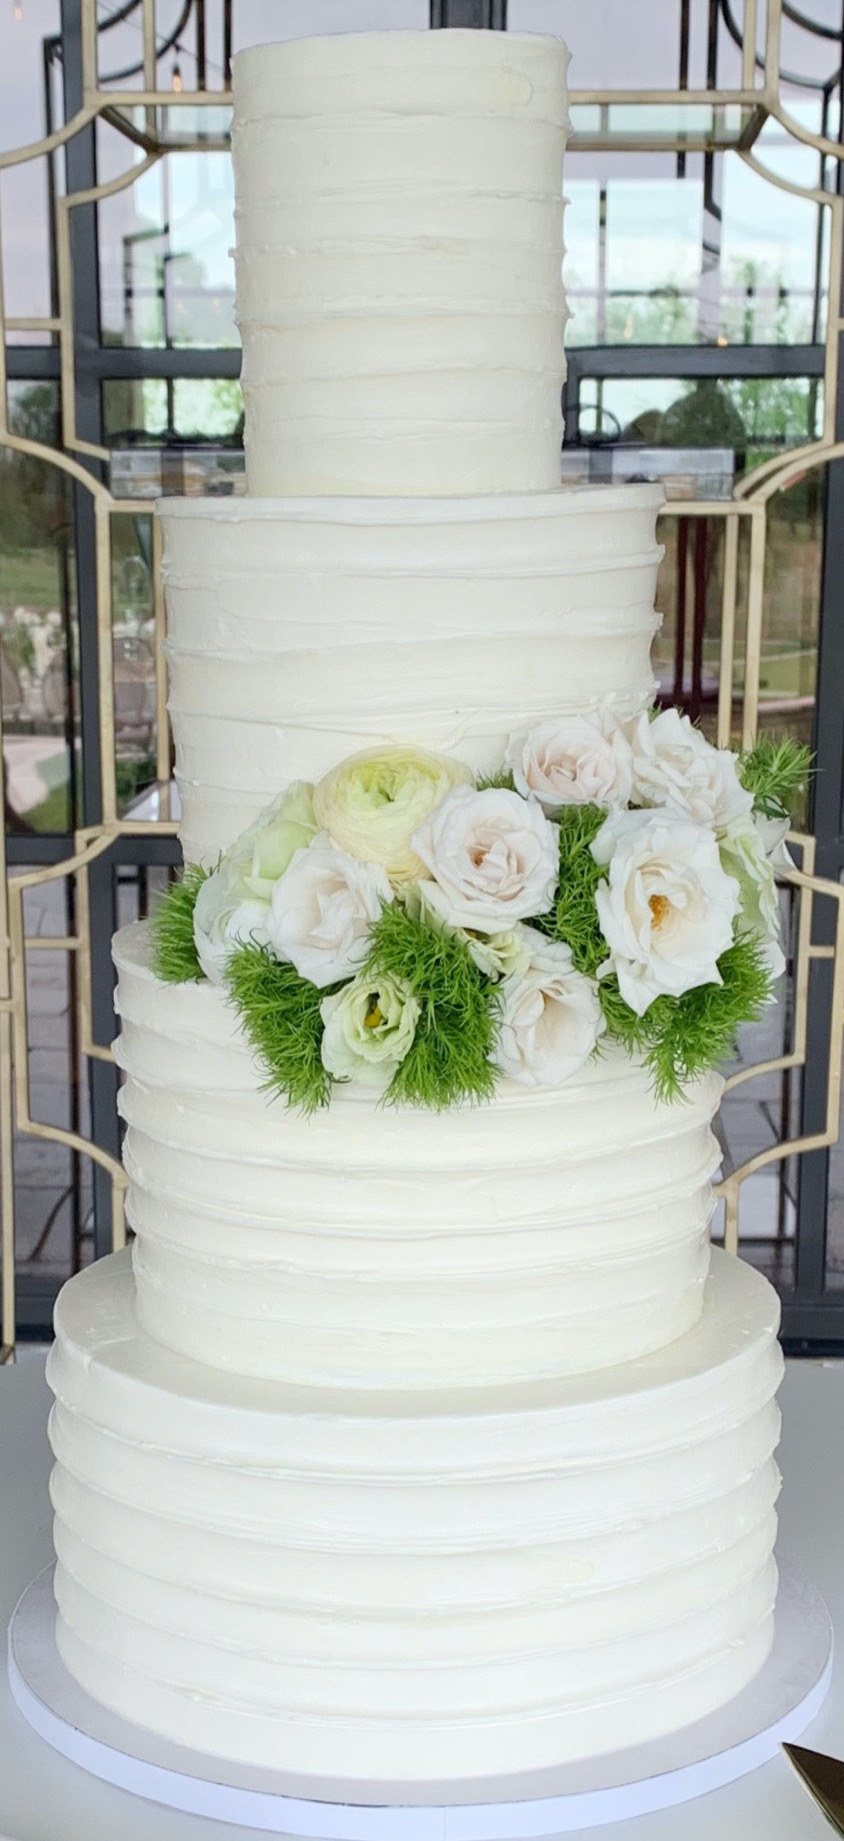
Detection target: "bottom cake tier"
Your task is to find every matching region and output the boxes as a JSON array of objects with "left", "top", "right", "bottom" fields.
[{"left": 46, "top": 1247, "right": 783, "bottom": 1783}]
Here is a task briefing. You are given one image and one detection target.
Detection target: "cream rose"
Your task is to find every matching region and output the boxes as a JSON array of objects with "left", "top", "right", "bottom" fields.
[
  {"left": 320, "top": 972, "right": 420, "bottom": 1091},
  {"left": 592, "top": 808, "right": 741, "bottom": 1015},
  {"left": 266, "top": 839, "right": 392, "bottom": 988},
  {"left": 719, "top": 813, "right": 785, "bottom": 980},
  {"left": 507, "top": 713, "right": 633, "bottom": 810},
  {"left": 493, "top": 929, "right": 605, "bottom": 1088},
  {"left": 403, "top": 881, "right": 532, "bottom": 981},
  {"left": 313, "top": 745, "right": 473, "bottom": 886},
  {"left": 192, "top": 864, "right": 271, "bottom": 985},
  {"left": 225, "top": 782, "right": 317, "bottom": 900},
  {"left": 630, "top": 709, "right": 753, "bottom": 829},
  {"left": 411, "top": 786, "right": 559, "bottom": 935}
]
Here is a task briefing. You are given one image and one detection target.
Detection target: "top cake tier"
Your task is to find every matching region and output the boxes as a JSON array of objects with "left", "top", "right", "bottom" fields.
[{"left": 232, "top": 31, "right": 570, "bottom": 497}]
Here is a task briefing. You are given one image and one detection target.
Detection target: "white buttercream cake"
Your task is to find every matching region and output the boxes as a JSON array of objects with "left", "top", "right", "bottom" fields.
[{"left": 46, "top": 28, "right": 783, "bottom": 1785}]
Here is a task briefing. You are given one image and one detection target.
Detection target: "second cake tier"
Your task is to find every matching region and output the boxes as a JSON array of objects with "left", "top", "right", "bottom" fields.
[{"left": 159, "top": 483, "right": 663, "bottom": 867}]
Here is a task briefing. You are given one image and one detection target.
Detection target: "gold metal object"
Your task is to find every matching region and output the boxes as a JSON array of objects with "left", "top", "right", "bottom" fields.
[
  {"left": 783, "top": 1744, "right": 844, "bottom": 1834},
  {"left": 1, "top": 0, "right": 844, "bottom": 1354}
]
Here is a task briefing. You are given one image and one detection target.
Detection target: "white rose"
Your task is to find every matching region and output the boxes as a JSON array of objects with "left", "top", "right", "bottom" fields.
[
  {"left": 630, "top": 709, "right": 753, "bottom": 829},
  {"left": 226, "top": 782, "right": 317, "bottom": 900},
  {"left": 320, "top": 972, "right": 420, "bottom": 1091},
  {"left": 506, "top": 713, "right": 633, "bottom": 810},
  {"left": 719, "top": 814, "right": 786, "bottom": 980},
  {"left": 493, "top": 928, "right": 605, "bottom": 1088},
  {"left": 592, "top": 807, "right": 741, "bottom": 1016},
  {"left": 192, "top": 864, "right": 271, "bottom": 985},
  {"left": 403, "top": 882, "right": 532, "bottom": 981},
  {"left": 313, "top": 745, "right": 473, "bottom": 886},
  {"left": 266, "top": 838, "right": 393, "bottom": 988},
  {"left": 411, "top": 786, "right": 559, "bottom": 935}
]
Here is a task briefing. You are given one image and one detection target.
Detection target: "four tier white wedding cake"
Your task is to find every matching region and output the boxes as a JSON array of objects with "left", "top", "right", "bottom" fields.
[{"left": 45, "top": 29, "right": 784, "bottom": 1785}]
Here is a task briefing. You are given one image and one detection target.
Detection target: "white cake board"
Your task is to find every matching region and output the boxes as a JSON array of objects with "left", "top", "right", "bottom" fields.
[{"left": 7, "top": 1564, "right": 832, "bottom": 1840}]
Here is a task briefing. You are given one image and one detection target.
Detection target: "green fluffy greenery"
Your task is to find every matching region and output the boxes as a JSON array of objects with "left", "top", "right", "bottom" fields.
[
  {"left": 598, "top": 935, "right": 774, "bottom": 1102},
  {"left": 226, "top": 942, "right": 334, "bottom": 1113},
  {"left": 361, "top": 901, "right": 498, "bottom": 1109},
  {"left": 738, "top": 735, "right": 812, "bottom": 820},
  {"left": 149, "top": 864, "right": 208, "bottom": 984},
  {"left": 475, "top": 768, "right": 516, "bottom": 793},
  {"left": 533, "top": 803, "right": 607, "bottom": 974}
]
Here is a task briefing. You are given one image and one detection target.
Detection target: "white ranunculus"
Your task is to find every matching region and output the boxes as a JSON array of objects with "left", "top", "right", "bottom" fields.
[
  {"left": 630, "top": 708, "right": 753, "bottom": 829},
  {"left": 719, "top": 813, "right": 786, "bottom": 980},
  {"left": 192, "top": 864, "right": 271, "bottom": 985},
  {"left": 403, "top": 882, "right": 532, "bottom": 982},
  {"left": 225, "top": 782, "right": 317, "bottom": 900},
  {"left": 266, "top": 838, "right": 393, "bottom": 988},
  {"left": 592, "top": 807, "right": 741, "bottom": 1016},
  {"left": 313, "top": 745, "right": 473, "bottom": 886},
  {"left": 506, "top": 713, "right": 634, "bottom": 811},
  {"left": 493, "top": 928, "right": 605, "bottom": 1088},
  {"left": 411, "top": 786, "right": 559, "bottom": 936},
  {"left": 320, "top": 971, "right": 420, "bottom": 1091}
]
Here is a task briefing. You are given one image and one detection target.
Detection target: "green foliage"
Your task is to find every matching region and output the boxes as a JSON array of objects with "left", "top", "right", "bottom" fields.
[
  {"left": 534, "top": 803, "right": 607, "bottom": 974},
  {"left": 738, "top": 736, "right": 812, "bottom": 820},
  {"left": 475, "top": 768, "right": 516, "bottom": 793},
  {"left": 226, "top": 942, "right": 333, "bottom": 1114},
  {"left": 362, "top": 901, "right": 498, "bottom": 1109},
  {"left": 599, "top": 936, "right": 774, "bottom": 1102},
  {"left": 150, "top": 864, "right": 208, "bottom": 984}
]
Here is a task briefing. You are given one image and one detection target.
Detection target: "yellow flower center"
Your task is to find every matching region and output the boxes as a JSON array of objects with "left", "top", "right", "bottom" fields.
[
  {"left": 649, "top": 893, "right": 672, "bottom": 930},
  {"left": 364, "top": 994, "right": 383, "bottom": 1029}
]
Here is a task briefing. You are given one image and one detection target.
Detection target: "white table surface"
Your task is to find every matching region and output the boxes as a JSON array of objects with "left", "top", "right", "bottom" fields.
[{"left": 1, "top": 1353, "right": 842, "bottom": 1841}]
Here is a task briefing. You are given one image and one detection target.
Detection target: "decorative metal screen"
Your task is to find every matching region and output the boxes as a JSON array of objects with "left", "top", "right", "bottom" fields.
[{"left": 2, "top": 0, "right": 844, "bottom": 1356}]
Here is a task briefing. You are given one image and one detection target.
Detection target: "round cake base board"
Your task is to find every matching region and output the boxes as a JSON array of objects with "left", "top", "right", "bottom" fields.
[{"left": 7, "top": 1563, "right": 832, "bottom": 1840}]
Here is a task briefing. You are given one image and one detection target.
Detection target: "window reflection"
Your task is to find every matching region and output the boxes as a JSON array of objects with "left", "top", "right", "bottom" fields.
[
  {"left": 1, "top": 384, "right": 75, "bottom": 835},
  {"left": 99, "top": 152, "right": 237, "bottom": 348},
  {"left": 565, "top": 146, "right": 826, "bottom": 348}
]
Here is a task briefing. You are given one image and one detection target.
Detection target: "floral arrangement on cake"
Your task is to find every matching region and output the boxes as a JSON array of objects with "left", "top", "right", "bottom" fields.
[{"left": 152, "top": 714, "right": 808, "bottom": 1111}]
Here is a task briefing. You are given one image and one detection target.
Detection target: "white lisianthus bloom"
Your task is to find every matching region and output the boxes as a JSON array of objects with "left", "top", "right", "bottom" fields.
[
  {"left": 225, "top": 782, "right": 317, "bottom": 901},
  {"left": 403, "top": 881, "right": 532, "bottom": 981},
  {"left": 719, "top": 813, "right": 786, "bottom": 981},
  {"left": 630, "top": 708, "right": 753, "bottom": 829},
  {"left": 753, "top": 809, "right": 793, "bottom": 872},
  {"left": 313, "top": 745, "right": 473, "bottom": 886},
  {"left": 266, "top": 838, "right": 393, "bottom": 988},
  {"left": 320, "top": 971, "right": 420, "bottom": 1091},
  {"left": 506, "top": 713, "right": 633, "bottom": 811},
  {"left": 411, "top": 786, "right": 559, "bottom": 935},
  {"left": 493, "top": 928, "right": 605, "bottom": 1088},
  {"left": 592, "top": 807, "right": 741, "bottom": 1016},
  {"left": 192, "top": 864, "right": 272, "bottom": 985}
]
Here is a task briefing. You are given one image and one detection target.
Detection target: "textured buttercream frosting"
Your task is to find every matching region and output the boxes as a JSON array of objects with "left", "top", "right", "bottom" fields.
[
  {"left": 232, "top": 31, "right": 570, "bottom": 496},
  {"left": 47, "top": 1248, "right": 782, "bottom": 1779},
  {"left": 46, "top": 26, "right": 787, "bottom": 1784},
  {"left": 114, "top": 919, "right": 722, "bottom": 1388},
  {"left": 159, "top": 483, "right": 664, "bottom": 865}
]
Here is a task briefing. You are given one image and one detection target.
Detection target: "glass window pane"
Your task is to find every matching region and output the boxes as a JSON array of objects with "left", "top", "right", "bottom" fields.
[
  {"left": 0, "top": 0, "right": 60, "bottom": 154},
  {"left": 1, "top": 384, "right": 76, "bottom": 835},
  {"left": 110, "top": 513, "right": 159, "bottom": 819},
  {"left": 102, "top": 377, "right": 243, "bottom": 444},
  {"left": 1, "top": 157, "right": 54, "bottom": 323},
  {"left": 232, "top": 0, "right": 429, "bottom": 48},
  {"left": 573, "top": 374, "right": 822, "bottom": 479},
  {"left": 509, "top": 0, "right": 689, "bottom": 89},
  {"left": 565, "top": 147, "right": 825, "bottom": 349},
  {"left": 98, "top": 151, "right": 237, "bottom": 348}
]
